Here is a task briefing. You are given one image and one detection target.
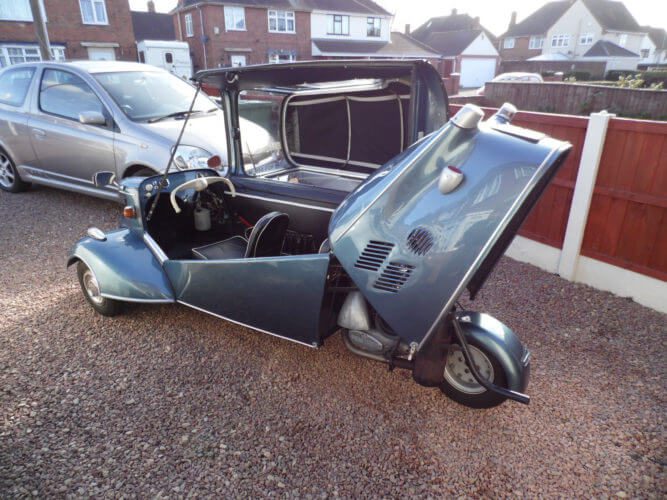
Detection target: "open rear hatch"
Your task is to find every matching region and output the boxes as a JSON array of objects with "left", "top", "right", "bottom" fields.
[{"left": 328, "top": 104, "right": 572, "bottom": 347}]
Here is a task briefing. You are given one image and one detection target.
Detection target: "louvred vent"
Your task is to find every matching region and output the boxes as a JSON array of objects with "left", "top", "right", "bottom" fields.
[
  {"left": 354, "top": 240, "right": 394, "bottom": 271},
  {"left": 407, "top": 227, "right": 434, "bottom": 256},
  {"left": 374, "top": 262, "right": 415, "bottom": 293}
]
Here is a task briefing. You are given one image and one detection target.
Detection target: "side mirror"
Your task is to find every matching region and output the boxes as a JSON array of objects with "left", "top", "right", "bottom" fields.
[
  {"left": 93, "top": 171, "right": 117, "bottom": 188},
  {"left": 79, "top": 110, "right": 107, "bottom": 126}
]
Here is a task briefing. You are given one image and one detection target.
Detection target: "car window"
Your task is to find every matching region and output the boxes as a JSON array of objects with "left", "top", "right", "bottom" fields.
[
  {"left": 39, "top": 69, "right": 105, "bottom": 122},
  {"left": 0, "top": 67, "right": 35, "bottom": 107},
  {"left": 94, "top": 70, "right": 214, "bottom": 122}
]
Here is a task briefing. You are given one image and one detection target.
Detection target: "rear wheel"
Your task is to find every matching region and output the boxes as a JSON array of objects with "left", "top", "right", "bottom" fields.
[
  {"left": 0, "top": 149, "right": 30, "bottom": 193},
  {"left": 440, "top": 340, "right": 508, "bottom": 408},
  {"left": 77, "top": 262, "right": 122, "bottom": 316}
]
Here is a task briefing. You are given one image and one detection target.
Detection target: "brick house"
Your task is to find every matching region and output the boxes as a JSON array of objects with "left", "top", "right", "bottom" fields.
[
  {"left": 0, "top": 0, "right": 136, "bottom": 67},
  {"left": 172, "top": 0, "right": 311, "bottom": 71},
  {"left": 498, "top": 2, "right": 571, "bottom": 64}
]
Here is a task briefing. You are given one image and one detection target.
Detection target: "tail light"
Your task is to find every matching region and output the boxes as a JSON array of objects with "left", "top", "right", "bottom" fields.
[{"left": 123, "top": 206, "right": 136, "bottom": 218}]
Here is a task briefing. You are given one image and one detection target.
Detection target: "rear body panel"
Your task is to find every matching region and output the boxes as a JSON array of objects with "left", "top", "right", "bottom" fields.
[{"left": 329, "top": 117, "right": 571, "bottom": 347}]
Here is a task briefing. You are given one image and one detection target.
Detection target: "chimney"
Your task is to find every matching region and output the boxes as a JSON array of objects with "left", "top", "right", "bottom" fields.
[
  {"left": 405, "top": 24, "right": 411, "bottom": 35},
  {"left": 451, "top": 8, "right": 457, "bottom": 16},
  {"left": 509, "top": 11, "right": 517, "bottom": 28},
  {"left": 147, "top": 0, "right": 155, "bottom": 12},
  {"left": 473, "top": 16, "right": 480, "bottom": 28}
]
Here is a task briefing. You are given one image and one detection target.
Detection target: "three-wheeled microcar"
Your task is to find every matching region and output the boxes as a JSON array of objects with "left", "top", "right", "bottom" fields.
[{"left": 69, "top": 61, "right": 571, "bottom": 408}]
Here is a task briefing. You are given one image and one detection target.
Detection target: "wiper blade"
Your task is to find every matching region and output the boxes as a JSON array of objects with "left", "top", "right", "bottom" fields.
[{"left": 147, "top": 110, "right": 203, "bottom": 123}]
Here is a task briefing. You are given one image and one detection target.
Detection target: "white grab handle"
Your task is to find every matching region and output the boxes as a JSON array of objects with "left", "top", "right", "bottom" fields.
[{"left": 170, "top": 176, "right": 236, "bottom": 213}]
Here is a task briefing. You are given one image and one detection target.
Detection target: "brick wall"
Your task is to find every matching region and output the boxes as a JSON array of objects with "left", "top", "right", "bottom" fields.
[
  {"left": 0, "top": 0, "right": 136, "bottom": 61},
  {"left": 175, "top": 5, "right": 311, "bottom": 72},
  {"left": 499, "top": 35, "right": 542, "bottom": 62}
]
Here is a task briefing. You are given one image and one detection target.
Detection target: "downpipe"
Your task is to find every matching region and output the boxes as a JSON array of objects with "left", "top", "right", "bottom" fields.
[{"left": 451, "top": 317, "right": 530, "bottom": 405}]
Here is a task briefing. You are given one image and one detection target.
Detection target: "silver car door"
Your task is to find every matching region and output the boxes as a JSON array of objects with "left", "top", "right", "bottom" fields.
[{"left": 27, "top": 67, "right": 115, "bottom": 187}]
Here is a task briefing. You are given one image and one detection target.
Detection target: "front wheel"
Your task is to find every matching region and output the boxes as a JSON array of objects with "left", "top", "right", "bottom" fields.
[
  {"left": 0, "top": 149, "right": 30, "bottom": 193},
  {"left": 440, "top": 340, "right": 508, "bottom": 408},
  {"left": 77, "top": 262, "right": 122, "bottom": 316}
]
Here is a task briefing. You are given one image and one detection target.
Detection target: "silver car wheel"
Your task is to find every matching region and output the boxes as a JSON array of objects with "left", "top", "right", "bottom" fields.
[
  {"left": 0, "top": 153, "right": 16, "bottom": 188},
  {"left": 444, "top": 344, "right": 494, "bottom": 395},
  {"left": 82, "top": 269, "right": 104, "bottom": 306}
]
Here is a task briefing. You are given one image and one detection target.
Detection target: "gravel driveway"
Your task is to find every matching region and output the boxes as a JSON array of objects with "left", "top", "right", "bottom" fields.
[{"left": 1, "top": 186, "right": 665, "bottom": 498}]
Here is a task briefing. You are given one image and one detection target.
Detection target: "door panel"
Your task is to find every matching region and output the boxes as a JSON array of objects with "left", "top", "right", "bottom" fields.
[
  {"left": 164, "top": 254, "right": 331, "bottom": 346},
  {"left": 28, "top": 68, "right": 115, "bottom": 185}
]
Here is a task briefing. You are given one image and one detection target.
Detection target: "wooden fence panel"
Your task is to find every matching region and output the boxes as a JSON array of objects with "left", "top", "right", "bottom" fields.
[
  {"left": 449, "top": 105, "right": 587, "bottom": 248},
  {"left": 581, "top": 118, "right": 667, "bottom": 281}
]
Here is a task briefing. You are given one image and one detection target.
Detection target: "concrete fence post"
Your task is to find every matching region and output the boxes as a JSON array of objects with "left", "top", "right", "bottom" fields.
[{"left": 558, "top": 111, "right": 614, "bottom": 280}]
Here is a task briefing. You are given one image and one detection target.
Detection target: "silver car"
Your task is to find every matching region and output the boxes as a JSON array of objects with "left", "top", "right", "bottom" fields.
[{"left": 0, "top": 61, "right": 227, "bottom": 200}]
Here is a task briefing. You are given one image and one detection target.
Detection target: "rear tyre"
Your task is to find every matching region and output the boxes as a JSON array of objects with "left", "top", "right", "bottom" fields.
[
  {"left": 77, "top": 262, "right": 122, "bottom": 317},
  {"left": 0, "top": 149, "right": 30, "bottom": 193},
  {"left": 440, "top": 339, "right": 508, "bottom": 408}
]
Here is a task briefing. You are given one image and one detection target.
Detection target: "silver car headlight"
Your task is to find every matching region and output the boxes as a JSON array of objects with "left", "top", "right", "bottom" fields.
[{"left": 173, "top": 145, "right": 213, "bottom": 170}]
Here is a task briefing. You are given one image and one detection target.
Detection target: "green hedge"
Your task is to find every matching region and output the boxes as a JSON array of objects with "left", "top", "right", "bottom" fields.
[{"left": 605, "top": 70, "right": 667, "bottom": 87}]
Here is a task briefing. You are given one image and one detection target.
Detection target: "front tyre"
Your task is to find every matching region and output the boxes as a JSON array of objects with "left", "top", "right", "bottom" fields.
[
  {"left": 77, "top": 262, "right": 122, "bottom": 316},
  {"left": 440, "top": 340, "right": 508, "bottom": 408},
  {"left": 0, "top": 149, "right": 30, "bottom": 193}
]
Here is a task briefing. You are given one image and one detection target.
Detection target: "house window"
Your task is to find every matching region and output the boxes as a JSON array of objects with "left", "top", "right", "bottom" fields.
[
  {"left": 503, "top": 37, "right": 515, "bottom": 49},
  {"left": 269, "top": 52, "right": 295, "bottom": 64},
  {"left": 0, "top": 45, "right": 64, "bottom": 67},
  {"left": 268, "top": 10, "right": 295, "bottom": 33},
  {"left": 79, "top": 0, "right": 108, "bottom": 25},
  {"left": 529, "top": 36, "right": 544, "bottom": 49},
  {"left": 640, "top": 49, "right": 649, "bottom": 58},
  {"left": 619, "top": 33, "right": 627, "bottom": 46},
  {"left": 327, "top": 15, "right": 349, "bottom": 35},
  {"left": 579, "top": 33, "right": 594, "bottom": 45},
  {"left": 0, "top": 0, "right": 31, "bottom": 21},
  {"left": 224, "top": 6, "right": 246, "bottom": 31},
  {"left": 551, "top": 34, "right": 570, "bottom": 48},
  {"left": 367, "top": 17, "right": 381, "bottom": 37},
  {"left": 184, "top": 13, "right": 193, "bottom": 37}
]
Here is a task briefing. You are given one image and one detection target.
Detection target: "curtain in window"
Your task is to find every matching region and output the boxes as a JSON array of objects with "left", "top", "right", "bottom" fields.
[
  {"left": 0, "top": 0, "right": 32, "bottom": 21},
  {"left": 80, "top": 0, "right": 94, "bottom": 23},
  {"left": 93, "top": 0, "right": 106, "bottom": 23}
]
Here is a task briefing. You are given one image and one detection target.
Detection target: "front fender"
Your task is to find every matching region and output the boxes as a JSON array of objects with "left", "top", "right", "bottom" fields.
[
  {"left": 457, "top": 311, "right": 530, "bottom": 392},
  {"left": 67, "top": 228, "right": 174, "bottom": 303}
]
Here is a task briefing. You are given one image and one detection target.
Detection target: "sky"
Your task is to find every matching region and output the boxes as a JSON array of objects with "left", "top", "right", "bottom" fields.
[{"left": 129, "top": 0, "right": 667, "bottom": 37}]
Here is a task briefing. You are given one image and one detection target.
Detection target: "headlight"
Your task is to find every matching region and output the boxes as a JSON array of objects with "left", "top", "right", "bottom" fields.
[{"left": 173, "top": 145, "right": 212, "bottom": 170}]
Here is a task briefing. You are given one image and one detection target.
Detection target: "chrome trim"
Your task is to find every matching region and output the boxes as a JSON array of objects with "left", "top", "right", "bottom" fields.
[
  {"left": 290, "top": 152, "right": 380, "bottom": 169},
  {"left": 451, "top": 104, "right": 484, "bottom": 130},
  {"left": 223, "top": 191, "right": 336, "bottom": 213},
  {"left": 419, "top": 145, "right": 565, "bottom": 351},
  {"left": 177, "top": 300, "right": 318, "bottom": 348},
  {"left": 143, "top": 233, "right": 168, "bottom": 265},
  {"left": 101, "top": 293, "right": 174, "bottom": 304},
  {"left": 86, "top": 227, "right": 107, "bottom": 241}
]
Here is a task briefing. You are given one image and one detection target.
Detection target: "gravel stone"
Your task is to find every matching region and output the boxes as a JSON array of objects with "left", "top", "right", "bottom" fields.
[{"left": 0, "top": 186, "right": 665, "bottom": 497}]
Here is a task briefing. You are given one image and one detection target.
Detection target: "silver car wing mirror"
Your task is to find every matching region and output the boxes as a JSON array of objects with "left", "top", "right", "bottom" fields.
[
  {"left": 79, "top": 111, "right": 107, "bottom": 126},
  {"left": 93, "top": 171, "right": 118, "bottom": 188}
]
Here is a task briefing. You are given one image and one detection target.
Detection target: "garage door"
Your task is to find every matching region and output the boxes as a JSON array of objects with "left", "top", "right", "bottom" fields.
[{"left": 460, "top": 58, "right": 497, "bottom": 88}]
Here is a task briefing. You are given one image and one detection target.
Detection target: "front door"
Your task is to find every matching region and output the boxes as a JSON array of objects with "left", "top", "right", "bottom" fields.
[
  {"left": 87, "top": 47, "right": 116, "bottom": 61},
  {"left": 230, "top": 55, "right": 246, "bottom": 67},
  {"left": 28, "top": 67, "right": 116, "bottom": 187}
]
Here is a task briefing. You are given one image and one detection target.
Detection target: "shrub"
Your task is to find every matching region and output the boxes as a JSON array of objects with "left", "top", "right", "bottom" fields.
[{"left": 564, "top": 71, "right": 591, "bottom": 81}]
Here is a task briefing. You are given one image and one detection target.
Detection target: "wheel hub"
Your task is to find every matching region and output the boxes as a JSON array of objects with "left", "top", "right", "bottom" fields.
[
  {"left": 0, "top": 154, "right": 15, "bottom": 188},
  {"left": 82, "top": 269, "right": 104, "bottom": 305},
  {"left": 444, "top": 345, "right": 494, "bottom": 395}
]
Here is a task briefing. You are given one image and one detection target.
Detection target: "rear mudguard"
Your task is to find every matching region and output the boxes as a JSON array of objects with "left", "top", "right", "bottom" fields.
[
  {"left": 67, "top": 228, "right": 175, "bottom": 303},
  {"left": 456, "top": 311, "right": 530, "bottom": 392}
]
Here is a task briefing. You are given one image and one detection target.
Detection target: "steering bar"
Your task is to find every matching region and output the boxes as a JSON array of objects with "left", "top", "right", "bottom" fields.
[{"left": 170, "top": 176, "right": 236, "bottom": 213}]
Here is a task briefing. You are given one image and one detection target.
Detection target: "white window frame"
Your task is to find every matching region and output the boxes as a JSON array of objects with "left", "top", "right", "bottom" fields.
[
  {"left": 0, "top": 0, "right": 47, "bottom": 21},
  {"left": 619, "top": 33, "right": 627, "bottom": 46},
  {"left": 268, "top": 10, "right": 295, "bottom": 33},
  {"left": 79, "top": 0, "right": 108, "bottom": 25},
  {"left": 268, "top": 52, "right": 295, "bottom": 64},
  {"left": 327, "top": 14, "right": 350, "bottom": 36},
  {"left": 529, "top": 36, "right": 544, "bottom": 50},
  {"left": 367, "top": 17, "right": 381, "bottom": 37},
  {"left": 551, "top": 34, "right": 570, "bottom": 48},
  {"left": 184, "top": 13, "right": 193, "bottom": 37},
  {"left": 0, "top": 45, "right": 65, "bottom": 68},
  {"left": 503, "top": 37, "right": 515, "bottom": 49},
  {"left": 224, "top": 6, "right": 246, "bottom": 31},
  {"left": 579, "top": 33, "right": 594, "bottom": 45}
]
